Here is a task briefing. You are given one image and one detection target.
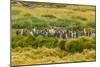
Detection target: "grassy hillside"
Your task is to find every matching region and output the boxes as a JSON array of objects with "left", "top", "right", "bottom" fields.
[
  {"left": 11, "top": 1, "right": 96, "bottom": 66},
  {"left": 12, "top": 2, "right": 96, "bottom": 30}
]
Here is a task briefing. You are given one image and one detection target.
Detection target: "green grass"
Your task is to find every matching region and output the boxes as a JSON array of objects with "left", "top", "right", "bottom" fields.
[
  {"left": 12, "top": 2, "right": 95, "bottom": 30},
  {"left": 65, "top": 36, "right": 96, "bottom": 52},
  {"left": 12, "top": 35, "right": 96, "bottom": 51}
]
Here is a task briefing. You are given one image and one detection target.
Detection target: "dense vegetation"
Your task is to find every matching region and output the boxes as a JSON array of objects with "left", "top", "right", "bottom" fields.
[{"left": 11, "top": 1, "right": 96, "bottom": 66}]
